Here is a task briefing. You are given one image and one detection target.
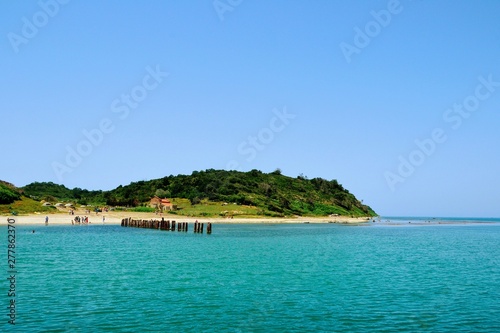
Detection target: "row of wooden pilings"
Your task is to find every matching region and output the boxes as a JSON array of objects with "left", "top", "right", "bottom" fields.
[{"left": 121, "top": 217, "right": 212, "bottom": 234}]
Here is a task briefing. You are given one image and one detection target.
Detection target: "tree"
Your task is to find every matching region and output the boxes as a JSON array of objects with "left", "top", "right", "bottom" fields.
[
  {"left": 271, "top": 168, "right": 282, "bottom": 175},
  {"left": 155, "top": 189, "right": 170, "bottom": 198},
  {"left": 297, "top": 173, "right": 308, "bottom": 180}
]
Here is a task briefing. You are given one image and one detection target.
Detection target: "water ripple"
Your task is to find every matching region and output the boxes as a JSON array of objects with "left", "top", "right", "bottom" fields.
[{"left": 0, "top": 224, "right": 498, "bottom": 332}]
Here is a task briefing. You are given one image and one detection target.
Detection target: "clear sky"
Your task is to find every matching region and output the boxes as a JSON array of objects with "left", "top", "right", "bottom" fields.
[{"left": 1, "top": 0, "right": 500, "bottom": 217}]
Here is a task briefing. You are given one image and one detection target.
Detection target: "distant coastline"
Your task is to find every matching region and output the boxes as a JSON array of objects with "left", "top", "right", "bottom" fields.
[{"left": 375, "top": 216, "right": 500, "bottom": 226}]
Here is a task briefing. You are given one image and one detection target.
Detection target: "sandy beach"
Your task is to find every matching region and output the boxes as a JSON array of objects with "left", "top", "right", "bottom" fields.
[{"left": 1, "top": 210, "right": 372, "bottom": 226}]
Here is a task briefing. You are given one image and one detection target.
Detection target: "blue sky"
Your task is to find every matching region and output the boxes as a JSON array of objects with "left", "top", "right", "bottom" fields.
[{"left": 1, "top": 0, "right": 500, "bottom": 217}]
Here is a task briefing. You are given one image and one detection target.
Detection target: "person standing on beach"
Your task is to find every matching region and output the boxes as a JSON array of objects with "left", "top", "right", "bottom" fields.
[
  {"left": 102, "top": 216, "right": 105, "bottom": 224},
  {"left": 45, "top": 216, "right": 49, "bottom": 225}
]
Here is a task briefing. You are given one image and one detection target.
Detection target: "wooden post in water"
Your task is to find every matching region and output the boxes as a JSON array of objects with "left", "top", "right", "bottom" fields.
[{"left": 122, "top": 218, "right": 210, "bottom": 234}]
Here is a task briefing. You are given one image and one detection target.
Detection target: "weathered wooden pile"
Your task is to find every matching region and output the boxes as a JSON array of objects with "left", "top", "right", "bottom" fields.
[{"left": 121, "top": 217, "right": 212, "bottom": 234}]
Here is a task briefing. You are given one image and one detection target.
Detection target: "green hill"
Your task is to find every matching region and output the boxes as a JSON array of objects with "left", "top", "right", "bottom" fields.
[
  {"left": 0, "top": 181, "right": 21, "bottom": 204},
  {"left": 21, "top": 181, "right": 102, "bottom": 205},
  {"left": 17, "top": 169, "right": 376, "bottom": 217},
  {"left": 0, "top": 181, "right": 57, "bottom": 215}
]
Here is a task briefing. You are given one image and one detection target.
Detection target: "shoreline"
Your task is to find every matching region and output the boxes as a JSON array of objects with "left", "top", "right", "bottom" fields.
[{"left": 0, "top": 211, "right": 372, "bottom": 226}]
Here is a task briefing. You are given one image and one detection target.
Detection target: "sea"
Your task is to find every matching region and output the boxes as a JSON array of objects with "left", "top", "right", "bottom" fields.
[{"left": 1, "top": 217, "right": 499, "bottom": 332}]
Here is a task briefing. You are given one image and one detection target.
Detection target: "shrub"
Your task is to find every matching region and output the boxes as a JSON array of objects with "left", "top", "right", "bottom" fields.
[{"left": 0, "top": 184, "right": 20, "bottom": 204}]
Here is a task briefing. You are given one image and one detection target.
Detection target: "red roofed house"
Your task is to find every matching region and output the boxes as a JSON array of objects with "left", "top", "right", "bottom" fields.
[{"left": 150, "top": 196, "right": 177, "bottom": 211}]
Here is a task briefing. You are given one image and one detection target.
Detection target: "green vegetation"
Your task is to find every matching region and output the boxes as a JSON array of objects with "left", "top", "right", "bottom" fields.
[
  {"left": 21, "top": 181, "right": 103, "bottom": 205},
  {"left": 14, "top": 169, "right": 376, "bottom": 217},
  {"left": 0, "top": 181, "right": 21, "bottom": 204},
  {"left": 129, "top": 206, "right": 156, "bottom": 213},
  {"left": 170, "top": 199, "right": 263, "bottom": 218},
  {"left": 0, "top": 196, "right": 57, "bottom": 215}
]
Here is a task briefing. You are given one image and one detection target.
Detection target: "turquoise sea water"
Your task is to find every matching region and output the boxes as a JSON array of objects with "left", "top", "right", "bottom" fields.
[{"left": 2, "top": 219, "right": 499, "bottom": 332}]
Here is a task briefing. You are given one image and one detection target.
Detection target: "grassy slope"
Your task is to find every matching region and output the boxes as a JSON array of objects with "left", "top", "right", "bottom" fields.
[
  {"left": 0, "top": 196, "right": 57, "bottom": 215},
  {"left": 170, "top": 199, "right": 262, "bottom": 218}
]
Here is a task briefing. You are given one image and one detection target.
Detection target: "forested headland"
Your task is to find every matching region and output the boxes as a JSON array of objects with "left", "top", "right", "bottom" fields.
[{"left": 2, "top": 169, "right": 376, "bottom": 217}]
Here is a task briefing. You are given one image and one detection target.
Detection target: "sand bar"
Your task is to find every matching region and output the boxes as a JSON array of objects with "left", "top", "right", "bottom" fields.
[{"left": 1, "top": 211, "right": 371, "bottom": 226}]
